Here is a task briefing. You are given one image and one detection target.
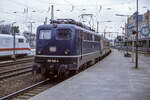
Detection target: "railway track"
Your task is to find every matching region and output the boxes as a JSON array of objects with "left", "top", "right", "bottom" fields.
[
  {"left": 0, "top": 64, "right": 91, "bottom": 100},
  {"left": 0, "top": 51, "right": 111, "bottom": 100},
  {"left": 0, "top": 65, "right": 32, "bottom": 80},
  {"left": 0, "top": 56, "right": 34, "bottom": 67},
  {"left": 0, "top": 79, "right": 52, "bottom": 100}
]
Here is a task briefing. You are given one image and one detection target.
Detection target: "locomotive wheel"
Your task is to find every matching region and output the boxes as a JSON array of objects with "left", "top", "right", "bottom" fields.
[
  {"left": 32, "top": 71, "right": 37, "bottom": 82},
  {"left": 32, "top": 70, "right": 41, "bottom": 82},
  {"left": 55, "top": 72, "right": 64, "bottom": 81},
  {"left": 49, "top": 75, "right": 56, "bottom": 81},
  {"left": 41, "top": 67, "right": 46, "bottom": 76},
  {"left": 83, "top": 64, "right": 87, "bottom": 70},
  {"left": 64, "top": 70, "right": 69, "bottom": 78},
  {"left": 75, "top": 70, "right": 79, "bottom": 74},
  {"left": 43, "top": 71, "right": 50, "bottom": 79},
  {"left": 69, "top": 70, "right": 79, "bottom": 75}
]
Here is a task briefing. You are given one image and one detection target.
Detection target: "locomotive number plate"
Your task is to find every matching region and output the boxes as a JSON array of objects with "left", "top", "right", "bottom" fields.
[
  {"left": 49, "top": 46, "right": 56, "bottom": 52},
  {"left": 47, "top": 59, "right": 59, "bottom": 63}
]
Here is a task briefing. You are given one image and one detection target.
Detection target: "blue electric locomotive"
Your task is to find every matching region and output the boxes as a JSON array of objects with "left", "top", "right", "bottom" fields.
[{"left": 33, "top": 19, "right": 109, "bottom": 78}]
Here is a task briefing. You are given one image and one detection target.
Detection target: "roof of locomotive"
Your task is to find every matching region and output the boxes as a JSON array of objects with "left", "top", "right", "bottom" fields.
[{"left": 37, "top": 24, "right": 100, "bottom": 36}]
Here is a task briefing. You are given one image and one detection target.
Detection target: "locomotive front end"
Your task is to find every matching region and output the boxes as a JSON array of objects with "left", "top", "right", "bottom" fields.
[{"left": 34, "top": 24, "right": 78, "bottom": 77}]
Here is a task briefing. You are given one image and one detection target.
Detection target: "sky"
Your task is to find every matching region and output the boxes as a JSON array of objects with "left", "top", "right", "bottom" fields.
[{"left": 0, "top": 0, "right": 150, "bottom": 39}]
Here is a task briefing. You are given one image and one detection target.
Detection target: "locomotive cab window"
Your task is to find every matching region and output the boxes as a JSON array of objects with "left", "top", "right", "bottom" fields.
[
  {"left": 39, "top": 30, "right": 51, "bottom": 39},
  {"left": 56, "top": 29, "right": 72, "bottom": 40}
]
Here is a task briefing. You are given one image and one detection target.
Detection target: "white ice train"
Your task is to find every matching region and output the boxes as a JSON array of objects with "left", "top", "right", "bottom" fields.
[{"left": 0, "top": 34, "right": 31, "bottom": 57}]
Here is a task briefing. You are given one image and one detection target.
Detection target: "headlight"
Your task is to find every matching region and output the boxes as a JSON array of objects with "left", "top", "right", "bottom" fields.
[
  {"left": 64, "top": 49, "right": 70, "bottom": 55},
  {"left": 64, "top": 51, "right": 68, "bottom": 55},
  {"left": 37, "top": 50, "right": 41, "bottom": 54}
]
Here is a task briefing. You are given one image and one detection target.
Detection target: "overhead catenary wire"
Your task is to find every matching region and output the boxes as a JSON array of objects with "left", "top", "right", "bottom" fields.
[
  {"left": 0, "top": 6, "right": 48, "bottom": 23},
  {"left": 5, "top": 0, "right": 50, "bottom": 17},
  {"left": 2, "top": 0, "right": 110, "bottom": 32},
  {"left": 5, "top": 0, "right": 102, "bottom": 20},
  {"left": 6, "top": 0, "right": 38, "bottom": 11},
  {"left": 0, "top": 11, "right": 44, "bottom": 23}
]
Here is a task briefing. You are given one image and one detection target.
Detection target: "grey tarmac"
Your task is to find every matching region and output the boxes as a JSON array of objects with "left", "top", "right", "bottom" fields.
[{"left": 30, "top": 49, "right": 150, "bottom": 100}]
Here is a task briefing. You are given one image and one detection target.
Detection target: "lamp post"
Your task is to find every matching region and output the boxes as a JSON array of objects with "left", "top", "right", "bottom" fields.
[
  {"left": 120, "top": 27, "right": 125, "bottom": 50},
  {"left": 12, "top": 22, "right": 16, "bottom": 61},
  {"left": 97, "top": 21, "right": 99, "bottom": 33},
  {"left": 115, "top": 14, "right": 131, "bottom": 56},
  {"left": 28, "top": 21, "right": 35, "bottom": 47},
  {"left": 135, "top": 0, "right": 139, "bottom": 68},
  {"left": 51, "top": 5, "right": 54, "bottom": 20},
  {"left": 99, "top": 20, "right": 112, "bottom": 37}
]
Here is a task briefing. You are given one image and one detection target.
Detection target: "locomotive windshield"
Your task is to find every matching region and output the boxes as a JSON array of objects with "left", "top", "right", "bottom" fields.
[
  {"left": 39, "top": 30, "right": 51, "bottom": 40},
  {"left": 56, "top": 29, "right": 71, "bottom": 40}
]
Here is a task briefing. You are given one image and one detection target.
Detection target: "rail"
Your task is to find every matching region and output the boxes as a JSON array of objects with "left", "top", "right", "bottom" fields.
[
  {"left": 0, "top": 79, "right": 49, "bottom": 100},
  {"left": 0, "top": 66, "right": 32, "bottom": 80},
  {"left": 0, "top": 57, "right": 34, "bottom": 67}
]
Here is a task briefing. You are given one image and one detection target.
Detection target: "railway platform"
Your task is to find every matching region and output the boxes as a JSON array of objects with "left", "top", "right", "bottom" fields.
[{"left": 30, "top": 49, "right": 150, "bottom": 100}]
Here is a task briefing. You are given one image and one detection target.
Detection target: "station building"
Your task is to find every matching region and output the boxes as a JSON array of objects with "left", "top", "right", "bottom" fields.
[{"left": 124, "top": 10, "right": 150, "bottom": 52}]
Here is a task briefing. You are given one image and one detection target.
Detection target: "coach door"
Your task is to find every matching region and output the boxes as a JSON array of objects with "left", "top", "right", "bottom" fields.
[{"left": 77, "top": 30, "right": 83, "bottom": 59}]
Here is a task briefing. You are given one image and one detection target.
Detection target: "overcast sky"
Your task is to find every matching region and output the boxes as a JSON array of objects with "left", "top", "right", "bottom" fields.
[{"left": 0, "top": 0, "right": 150, "bottom": 39}]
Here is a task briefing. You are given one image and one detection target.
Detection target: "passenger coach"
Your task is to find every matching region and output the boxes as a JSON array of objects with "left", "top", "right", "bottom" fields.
[{"left": 0, "top": 34, "right": 31, "bottom": 58}]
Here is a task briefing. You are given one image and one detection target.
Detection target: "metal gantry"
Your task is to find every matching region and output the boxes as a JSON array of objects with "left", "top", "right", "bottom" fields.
[{"left": 12, "top": 22, "right": 16, "bottom": 61}]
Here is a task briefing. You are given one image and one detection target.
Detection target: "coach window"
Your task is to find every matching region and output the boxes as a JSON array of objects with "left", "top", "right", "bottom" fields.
[
  {"left": 87, "top": 33, "right": 90, "bottom": 41},
  {"left": 39, "top": 30, "right": 51, "bottom": 39},
  {"left": 95, "top": 36, "right": 100, "bottom": 42},
  {"left": 79, "top": 30, "right": 83, "bottom": 40},
  {"left": 94, "top": 35, "right": 98, "bottom": 42},
  {"left": 91, "top": 35, "right": 93, "bottom": 41},
  {"left": 18, "top": 38, "right": 24, "bottom": 43},
  {"left": 77, "top": 30, "right": 81, "bottom": 39},
  {"left": 89, "top": 34, "right": 92, "bottom": 41},
  {"left": 92, "top": 35, "right": 95, "bottom": 41},
  {"left": 56, "top": 29, "right": 71, "bottom": 40},
  {"left": 83, "top": 32, "right": 85, "bottom": 40},
  {"left": 84, "top": 32, "right": 87, "bottom": 40}
]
